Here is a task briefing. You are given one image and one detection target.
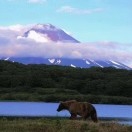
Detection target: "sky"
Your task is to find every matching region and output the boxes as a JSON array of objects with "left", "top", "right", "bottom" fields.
[{"left": 0, "top": 0, "right": 132, "bottom": 67}]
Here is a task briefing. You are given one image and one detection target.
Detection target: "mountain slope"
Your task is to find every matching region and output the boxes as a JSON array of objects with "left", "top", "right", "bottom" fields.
[
  {"left": 1, "top": 57, "right": 131, "bottom": 70},
  {"left": 23, "top": 24, "right": 80, "bottom": 43}
]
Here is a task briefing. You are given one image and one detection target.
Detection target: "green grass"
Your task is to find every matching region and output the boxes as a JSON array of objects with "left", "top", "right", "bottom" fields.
[
  {"left": 0, "top": 118, "right": 131, "bottom": 132},
  {"left": 0, "top": 88, "right": 132, "bottom": 104}
]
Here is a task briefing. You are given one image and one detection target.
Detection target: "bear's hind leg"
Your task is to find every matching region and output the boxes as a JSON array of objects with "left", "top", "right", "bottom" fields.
[
  {"left": 91, "top": 113, "right": 98, "bottom": 122},
  {"left": 70, "top": 113, "right": 77, "bottom": 120},
  {"left": 83, "top": 113, "right": 90, "bottom": 120}
]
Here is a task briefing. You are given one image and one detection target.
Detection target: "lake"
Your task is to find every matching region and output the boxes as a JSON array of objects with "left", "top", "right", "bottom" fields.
[{"left": 0, "top": 102, "right": 131, "bottom": 125}]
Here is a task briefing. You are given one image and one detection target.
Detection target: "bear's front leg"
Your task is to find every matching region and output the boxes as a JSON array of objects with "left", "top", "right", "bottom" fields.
[{"left": 69, "top": 113, "right": 77, "bottom": 120}]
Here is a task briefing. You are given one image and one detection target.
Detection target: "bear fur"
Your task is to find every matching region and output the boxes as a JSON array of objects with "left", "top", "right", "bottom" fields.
[{"left": 57, "top": 100, "right": 98, "bottom": 122}]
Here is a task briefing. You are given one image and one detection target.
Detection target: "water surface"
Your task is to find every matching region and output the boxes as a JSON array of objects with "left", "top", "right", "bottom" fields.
[{"left": 0, "top": 102, "right": 131, "bottom": 125}]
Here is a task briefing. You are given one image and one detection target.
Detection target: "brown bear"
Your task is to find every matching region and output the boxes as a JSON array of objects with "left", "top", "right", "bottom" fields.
[{"left": 57, "top": 100, "right": 98, "bottom": 122}]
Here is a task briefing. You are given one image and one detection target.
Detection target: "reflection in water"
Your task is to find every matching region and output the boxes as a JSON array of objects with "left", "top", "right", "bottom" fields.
[{"left": 0, "top": 102, "right": 131, "bottom": 125}]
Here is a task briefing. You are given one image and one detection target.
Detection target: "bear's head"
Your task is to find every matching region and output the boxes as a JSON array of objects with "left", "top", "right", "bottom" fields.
[{"left": 57, "top": 101, "right": 67, "bottom": 112}]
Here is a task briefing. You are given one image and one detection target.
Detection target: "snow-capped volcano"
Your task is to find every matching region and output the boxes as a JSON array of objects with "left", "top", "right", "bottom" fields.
[
  {"left": 1, "top": 23, "right": 131, "bottom": 70},
  {"left": 22, "top": 24, "right": 80, "bottom": 43}
]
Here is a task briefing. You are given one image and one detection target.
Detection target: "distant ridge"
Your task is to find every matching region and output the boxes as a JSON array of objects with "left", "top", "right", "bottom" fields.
[{"left": 1, "top": 57, "right": 131, "bottom": 70}]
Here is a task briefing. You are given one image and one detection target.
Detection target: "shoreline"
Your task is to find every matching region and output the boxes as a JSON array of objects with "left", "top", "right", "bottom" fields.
[
  {"left": 0, "top": 116, "right": 132, "bottom": 126},
  {"left": 0, "top": 117, "right": 131, "bottom": 132}
]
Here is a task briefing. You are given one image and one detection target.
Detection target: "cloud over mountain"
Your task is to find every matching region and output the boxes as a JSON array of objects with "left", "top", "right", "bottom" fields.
[{"left": 0, "top": 24, "right": 132, "bottom": 68}]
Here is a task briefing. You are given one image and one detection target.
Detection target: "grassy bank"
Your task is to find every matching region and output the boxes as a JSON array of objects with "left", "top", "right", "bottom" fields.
[
  {"left": 0, "top": 118, "right": 131, "bottom": 132},
  {"left": 0, "top": 88, "right": 132, "bottom": 104}
]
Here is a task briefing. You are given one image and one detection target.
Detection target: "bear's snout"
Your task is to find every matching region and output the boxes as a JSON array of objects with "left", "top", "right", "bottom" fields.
[{"left": 57, "top": 108, "right": 60, "bottom": 112}]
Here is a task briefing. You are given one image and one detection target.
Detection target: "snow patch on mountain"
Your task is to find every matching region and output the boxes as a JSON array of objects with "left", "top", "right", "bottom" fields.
[
  {"left": 71, "top": 64, "right": 76, "bottom": 68},
  {"left": 110, "top": 60, "right": 121, "bottom": 66},
  {"left": 4, "top": 57, "right": 10, "bottom": 61},
  {"left": 55, "top": 59, "right": 61, "bottom": 64},
  {"left": 90, "top": 59, "right": 104, "bottom": 68},
  {"left": 86, "top": 60, "right": 90, "bottom": 65},
  {"left": 48, "top": 59, "right": 55, "bottom": 63}
]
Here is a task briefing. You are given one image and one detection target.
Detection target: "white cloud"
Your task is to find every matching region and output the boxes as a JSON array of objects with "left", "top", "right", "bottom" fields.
[
  {"left": 57, "top": 6, "right": 103, "bottom": 15},
  {"left": 28, "top": 0, "right": 47, "bottom": 4},
  {"left": 0, "top": 24, "right": 132, "bottom": 68},
  {"left": 24, "top": 30, "right": 50, "bottom": 43},
  {"left": 8, "top": 0, "right": 47, "bottom": 3}
]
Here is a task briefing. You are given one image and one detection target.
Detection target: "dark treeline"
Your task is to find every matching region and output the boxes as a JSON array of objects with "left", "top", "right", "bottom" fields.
[{"left": 0, "top": 60, "right": 132, "bottom": 104}]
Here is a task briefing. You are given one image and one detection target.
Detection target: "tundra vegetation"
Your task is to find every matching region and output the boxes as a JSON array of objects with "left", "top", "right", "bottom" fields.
[
  {"left": 0, "top": 60, "right": 132, "bottom": 104},
  {"left": 0, "top": 118, "right": 132, "bottom": 132}
]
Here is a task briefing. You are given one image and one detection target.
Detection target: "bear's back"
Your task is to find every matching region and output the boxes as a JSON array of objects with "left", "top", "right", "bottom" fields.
[{"left": 69, "top": 101, "right": 94, "bottom": 114}]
